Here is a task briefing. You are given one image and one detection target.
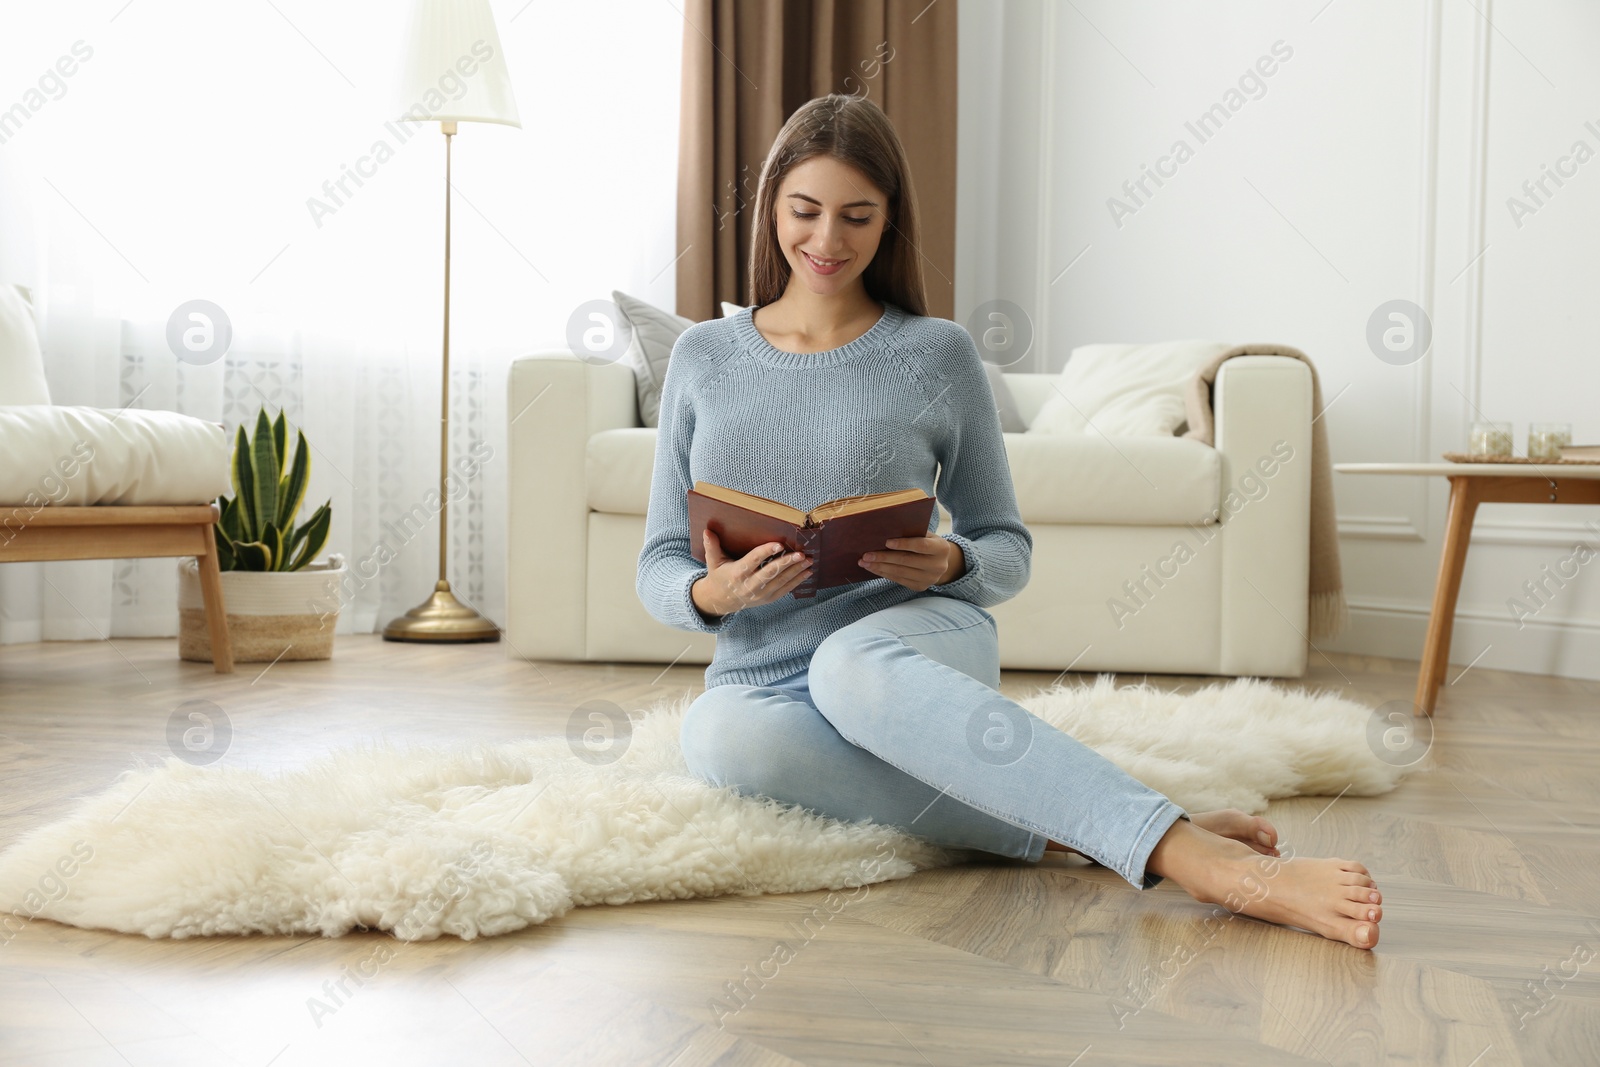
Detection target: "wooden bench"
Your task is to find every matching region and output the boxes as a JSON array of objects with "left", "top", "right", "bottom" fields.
[{"left": 0, "top": 504, "right": 234, "bottom": 673}]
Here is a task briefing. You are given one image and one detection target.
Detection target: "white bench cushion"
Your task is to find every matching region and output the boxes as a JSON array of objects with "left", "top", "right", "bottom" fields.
[
  {"left": 585, "top": 426, "right": 1220, "bottom": 526},
  {"left": 1, "top": 285, "right": 50, "bottom": 405},
  {"left": 0, "top": 405, "right": 231, "bottom": 506}
]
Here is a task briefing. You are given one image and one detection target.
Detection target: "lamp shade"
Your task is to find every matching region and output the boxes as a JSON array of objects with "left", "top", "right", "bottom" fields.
[{"left": 395, "top": 0, "right": 521, "bottom": 128}]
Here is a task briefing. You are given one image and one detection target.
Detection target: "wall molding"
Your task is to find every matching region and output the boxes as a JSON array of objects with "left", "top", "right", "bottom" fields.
[
  {"left": 1348, "top": 594, "right": 1600, "bottom": 635},
  {"left": 1469, "top": 517, "right": 1600, "bottom": 549},
  {"left": 1413, "top": 0, "right": 1443, "bottom": 485},
  {"left": 1032, "top": 0, "right": 1057, "bottom": 375},
  {"left": 1338, "top": 515, "right": 1426, "bottom": 541},
  {"left": 1373, "top": 0, "right": 1445, "bottom": 547},
  {"left": 1463, "top": 0, "right": 1493, "bottom": 413},
  {"left": 1336, "top": 594, "right": 1600, "bottom": 683},
  {"left": 1340, "top": 514, "right": 1600, "bottom": 547}
]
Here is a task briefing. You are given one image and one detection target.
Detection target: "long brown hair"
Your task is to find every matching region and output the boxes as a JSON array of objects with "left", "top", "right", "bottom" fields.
[{"left": 747, "top": 94, "right": 928, "bottom": 317}]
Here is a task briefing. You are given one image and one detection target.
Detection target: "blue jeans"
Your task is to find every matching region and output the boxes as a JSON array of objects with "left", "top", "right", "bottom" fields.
[{"left": 680, "top": 594, "right": 1189, "bottom": 889}]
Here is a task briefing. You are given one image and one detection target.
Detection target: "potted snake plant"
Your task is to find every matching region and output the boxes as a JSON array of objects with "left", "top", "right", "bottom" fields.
[{"left": 177, "top": 407, "right": 346, "bottom": 663}]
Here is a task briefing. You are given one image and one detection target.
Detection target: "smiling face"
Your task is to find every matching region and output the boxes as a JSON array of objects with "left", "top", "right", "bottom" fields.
[{"left": 773, "top": 154, "right": 890, "bottom": 297}]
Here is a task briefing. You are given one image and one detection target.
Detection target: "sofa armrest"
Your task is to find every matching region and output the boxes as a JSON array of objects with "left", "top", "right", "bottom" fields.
[
  {"left": 1213, "top": 355, "right": 1312, "bottom": 676},
  {"left": 506, "top": 352, "right": 639, "bottom": 660}
]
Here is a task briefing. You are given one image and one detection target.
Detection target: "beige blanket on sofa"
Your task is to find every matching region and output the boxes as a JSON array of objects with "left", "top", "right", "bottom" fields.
[{"left": 1182, "top": 344, "right": 1348, "bottom": 641}]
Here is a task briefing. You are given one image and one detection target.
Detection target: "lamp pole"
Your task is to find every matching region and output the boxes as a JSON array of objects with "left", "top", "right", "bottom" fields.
[
  {"left": 382, "top": 119, "right": 499, "bottom": 643},
  {"left": 382, "top": 0, "right": 519, "bottom": 643}
]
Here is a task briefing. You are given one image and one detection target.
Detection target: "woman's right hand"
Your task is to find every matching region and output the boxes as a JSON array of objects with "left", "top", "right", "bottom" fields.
[{"left": 691, "top": 529, "right": 813, "bottom": 618}]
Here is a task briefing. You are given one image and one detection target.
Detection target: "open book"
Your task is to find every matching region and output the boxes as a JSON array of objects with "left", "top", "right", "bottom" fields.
[{"left": 687, "top": 481, "right": 937, "bottom": 599}]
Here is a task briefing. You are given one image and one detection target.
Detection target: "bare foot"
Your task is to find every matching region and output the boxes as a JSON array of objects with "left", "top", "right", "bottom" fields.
[
  {"left": 1046, "top": 808, "right": 1279, "bottom": 859},
  {"left": 1189, "top": 808, "right": 1280, "bottom": 857},
  {"left": 1147, "top": 818, "right": 1383, "bottom": 950}
]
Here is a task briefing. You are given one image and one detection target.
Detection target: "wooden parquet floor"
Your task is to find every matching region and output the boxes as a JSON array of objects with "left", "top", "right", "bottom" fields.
[{"left": 0, "top": 635, "right": 1596, "bottom": 1066}]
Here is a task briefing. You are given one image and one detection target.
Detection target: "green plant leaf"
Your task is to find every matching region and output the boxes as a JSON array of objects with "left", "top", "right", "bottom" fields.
[
  {"left": 250, "top": 409, "right": 279, "bottom": 532},
  {"left": 213, "top": 525, "right": 236, "bottom": 571},
  {"left": 261, "top": 520, "right": 285, "bottom": 572},
  {"left": 219, "top": 495, "right": 243, "bottom": 543},
  {"left": 285, "top": 522, "right": 307, "bottom": 557},
  {"left": 272, "top": 411, "right": 288, "bottom": 476},
  {"left": 232, "top": 540, "right": 271, "bottom": 571},
  {"left": 255, "top": 408, "right": 277, "bottom": 465},
  {"left": 286, "top": 499, "right": 321, "bottom": 556},
  {"left": 224, "top": 407, "right": 330, "bottom": 571},
  {"left": 231, "top": 425, "right": 257, "bottom": 541},
  {"left": 287, "top": 502, "right": 331, "bottom": 571},
  {"left": 276, "top": 429, "right": 310, "bottom": 528}
]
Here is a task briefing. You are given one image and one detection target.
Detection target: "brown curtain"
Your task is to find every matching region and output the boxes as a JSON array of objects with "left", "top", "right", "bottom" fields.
[{"left": 676, "top": 0, "right": 959, "bottom": 322}]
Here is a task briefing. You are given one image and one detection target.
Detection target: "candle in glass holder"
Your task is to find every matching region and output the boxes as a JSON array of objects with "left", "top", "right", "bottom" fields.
[
  {"left": 1469, "top": 421, "right": 1513, "bottom": 458},
  {"left": 1528, "top": 422, "right": 1571, "bottom": 461}
]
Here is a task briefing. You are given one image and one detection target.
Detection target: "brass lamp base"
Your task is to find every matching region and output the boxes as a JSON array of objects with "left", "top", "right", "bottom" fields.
[{"left": 382, "top": 579, "right": 501, "bottom": 643}]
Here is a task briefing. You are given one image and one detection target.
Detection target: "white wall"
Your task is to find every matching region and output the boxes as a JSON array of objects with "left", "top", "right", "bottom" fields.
[{"left": 958, "top": 0, "right": 1600, "bottom": 682}]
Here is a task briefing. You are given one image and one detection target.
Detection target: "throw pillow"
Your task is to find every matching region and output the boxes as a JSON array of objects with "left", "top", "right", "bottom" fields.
[
  {"left": 613, "top": 291, "right": 692, "bottom": 428},
  {"left": 1027, "top": 340, "right": 1231, "bottom": 437},
  {"left": 0, "top": 284, "right": 50, "bottom": 405}
]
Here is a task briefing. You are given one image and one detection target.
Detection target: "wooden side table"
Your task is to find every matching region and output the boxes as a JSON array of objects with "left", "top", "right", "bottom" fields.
[
  {"left": 0, "top": 504, "right": 234, "bottom": 673},
  {"left": 1336, "top": 463, "right": 1600, "bottom": 716}
]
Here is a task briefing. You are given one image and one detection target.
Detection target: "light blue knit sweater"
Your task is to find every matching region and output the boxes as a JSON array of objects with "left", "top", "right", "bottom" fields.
[{"left": 635, "top": 301, "right": 1033, "bottom": 690}]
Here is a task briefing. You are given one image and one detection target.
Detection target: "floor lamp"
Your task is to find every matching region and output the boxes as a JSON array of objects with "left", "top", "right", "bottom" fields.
[{"left": 384, "top": 0, "right": 520, "bottom": 643}]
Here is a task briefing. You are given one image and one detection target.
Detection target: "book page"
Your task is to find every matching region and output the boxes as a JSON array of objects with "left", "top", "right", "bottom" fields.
[
  {"left": 692, "top": 481, "right": 809, "bottom": 525},
  {"left": 808, "top": 488, "right": 930, "bottom": 522}
]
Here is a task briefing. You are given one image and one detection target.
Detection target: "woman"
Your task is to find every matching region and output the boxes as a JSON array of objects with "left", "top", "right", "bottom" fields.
[{"left": 636, "top": 94, "right": 1381, "bottom": 949}]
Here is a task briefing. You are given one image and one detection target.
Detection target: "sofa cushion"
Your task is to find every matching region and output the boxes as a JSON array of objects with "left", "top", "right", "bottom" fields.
[
  {"left": 587, "top": 427, "right": 658, "bottom": 515},
  {"left": 586, "top": 425, "right": 1220, "bottom": 526},
  {"left": 0, "top": 406, "right": 231, "bottom": 506},
  {"left": 0, "top": 284, "right": 50, "bottom": 405},
  {"left": 1005, "top": 433, "right": 1220, "bottom": 525}
]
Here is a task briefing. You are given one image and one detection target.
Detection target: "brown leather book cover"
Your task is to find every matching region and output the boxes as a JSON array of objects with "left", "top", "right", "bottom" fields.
[{"left": 687, "top": 482, "right": 937, "bottom": 598}]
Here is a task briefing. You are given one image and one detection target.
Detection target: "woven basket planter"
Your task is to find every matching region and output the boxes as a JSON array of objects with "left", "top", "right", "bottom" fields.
[{"left": 177, "top": 554, "right": 346, "bottom": 663}]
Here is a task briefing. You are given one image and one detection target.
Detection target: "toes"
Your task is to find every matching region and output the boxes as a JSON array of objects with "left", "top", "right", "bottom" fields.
[
  {"left": 1345, "top": 885, "right": 1382, "bottom": 906},
  {"left": 1339, "top": 860, "right": 1371, "bottom": 877},
  {"left": 1338, "top": 897, "right": 1383, "bottom": 923},
  {"left": 1350, "top": 922, "right": 1379, "bottom": 949},
  {"left": 1250, "top": 816, "right": 1278, "bottom": 849}
]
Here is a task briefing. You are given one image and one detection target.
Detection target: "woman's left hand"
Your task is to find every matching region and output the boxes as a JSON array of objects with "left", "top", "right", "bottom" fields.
[{"left": 859, "top": 536, "right": 965, "bottom": 591}]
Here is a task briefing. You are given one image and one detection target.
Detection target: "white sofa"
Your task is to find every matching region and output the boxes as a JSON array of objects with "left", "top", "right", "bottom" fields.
[{"left": 506, "top": 352, "right": 1312, "bottom": 678}]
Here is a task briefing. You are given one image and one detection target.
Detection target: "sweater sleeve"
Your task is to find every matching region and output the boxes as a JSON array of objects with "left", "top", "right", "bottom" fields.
[
  {"left": 635, "top": 341, "right": 728, "bottom": 634},
  {"left": 925, "top": 325, "right": 1033, "bottom": 607}
]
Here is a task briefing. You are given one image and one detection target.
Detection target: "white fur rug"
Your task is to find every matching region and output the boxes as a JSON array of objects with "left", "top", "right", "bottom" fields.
[{"left": 0, "top": 676, "right": 1412, "bottom": 942}]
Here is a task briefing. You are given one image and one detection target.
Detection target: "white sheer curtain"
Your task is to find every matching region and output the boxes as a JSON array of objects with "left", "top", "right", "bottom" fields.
[{"left": 0, "top": 0, "right": 682, "bottom": 643}]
